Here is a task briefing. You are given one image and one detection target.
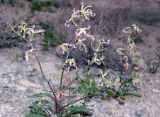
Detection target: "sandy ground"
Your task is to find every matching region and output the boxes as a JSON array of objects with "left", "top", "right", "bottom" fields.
[
  {"left": 0, "top": 26, "right": 160, "bottom": 116},
  {"left": 0, "top": 0, "right": 160, "bottom": 117},
  {"left": 0, "top": 48, "right": 61, "bottom": 117}
]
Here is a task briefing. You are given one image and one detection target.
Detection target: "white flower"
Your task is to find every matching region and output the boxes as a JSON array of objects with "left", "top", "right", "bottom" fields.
[
  {"left": 64, "top": 58, "right": 77, "bottom": 71},
  {"left": 132, "top": 24, "right": 142, "bottom": 33}
]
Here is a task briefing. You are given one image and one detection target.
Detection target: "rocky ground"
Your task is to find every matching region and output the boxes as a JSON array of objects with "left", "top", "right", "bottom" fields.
[{"left": 0, "top": 0, "right": 160, "bottom": 117}]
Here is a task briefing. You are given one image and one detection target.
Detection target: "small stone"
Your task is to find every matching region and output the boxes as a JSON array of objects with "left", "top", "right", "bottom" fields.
[
  {"left": 152, "top": 88, "right": 160, "bottom": 94},
  {"left": 133, "top": 66, "right": 140, "bottom": 71},
  {"left": 130, "top": 109, "right": 148, "bottom": 117},
  {"left": 16, "top": 87, "right": 28, "bottom": 93},
  {"left": 86, "top": 100, "right": 97, "bottom": 107},
  {"left": 134, "top": 109, "right": 146, "bottom": 117}
]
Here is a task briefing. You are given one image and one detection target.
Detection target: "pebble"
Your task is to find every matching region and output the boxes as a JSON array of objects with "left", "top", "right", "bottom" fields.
[
  {"left": 133, "top": 109, "right": 147, "bottom": 117},
  {"left": 152, "top": 88, "right": 160, "bottom": 94}
]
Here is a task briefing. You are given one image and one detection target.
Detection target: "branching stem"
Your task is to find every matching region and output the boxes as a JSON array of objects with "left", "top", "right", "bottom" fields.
[
  {"left": 35, "top": 54, "right": 58, "bottom": 112},
  {"left": 60, "top": 51, "right": 70, "bottom": 90},
  {"left": 59, "top": 96, "right": 89, "bottom": 111},
  {"left": 62, "top": 78, "right": 76, "bottom": 92}
]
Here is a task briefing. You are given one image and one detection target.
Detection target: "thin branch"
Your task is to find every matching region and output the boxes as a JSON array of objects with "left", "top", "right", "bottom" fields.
[
  {"left": 60, "top": 67, "right": 65, "bottom": 90},
  {"left": 59, "top": 96, "right": 89, "bottom": 111},
  {"left": 60, "top": 51, "right": 70, "bottom": 90},
  {"left": 35, "top": 54, "right": 58, "bottom": 112},
  {"left": 61, "top": 78, "right": 76, "bottom": 92}
]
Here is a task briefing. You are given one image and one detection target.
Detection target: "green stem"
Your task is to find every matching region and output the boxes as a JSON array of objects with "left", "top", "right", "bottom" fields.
[
  {"left": 60, "top": 67, "right": 65, "bottom": 90},
  {"left": 60, "top": 51, "right": 70, "bottom": 90}
]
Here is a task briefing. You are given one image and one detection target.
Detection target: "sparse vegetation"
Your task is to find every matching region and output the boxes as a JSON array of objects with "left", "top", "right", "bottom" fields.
[
  {"left": 24, "top": 3, "right": 142, "bottom": 117},
  {"left": 135, "top": 11, "right": 160, "bottom": 25},
  {"left": 146, "top": 60, "right": 160, "bottom": 74},
  {"left": 41, "top": 22, "right": 63, "bottom": 51},
  {"left": 28, "top": 0, "right": 64, "bottom": 12},
  {"left": 10, "top": 21, "right": 44, "bottom": 61},
  {"left": 29, "top": 0, "right": 53, "bottom": 12},
  {"left": 1, "top": 0, "right": 160, "bottom": 117},
  {"left": 0, "top": 0, "right": 16, "bottom": 6}
]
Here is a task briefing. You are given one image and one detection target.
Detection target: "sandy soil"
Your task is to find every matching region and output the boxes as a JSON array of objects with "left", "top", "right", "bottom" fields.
[
  {"left": 0, "top": 0, "right": 160, "bottom": 117},
  {"left": 0, "top": 25, "right": 160, "bottom": 116}
]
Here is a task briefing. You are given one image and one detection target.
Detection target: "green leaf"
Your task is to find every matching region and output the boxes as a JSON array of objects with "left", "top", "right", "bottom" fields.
[
  {"left": 32, "top": 92, "right": 52, "bottom": 98},
  {"left": 65, "top": 105, "right": 93, "bottom": 116},
  {"left": 148, "top": 61, "right": 159, "bottom": 74},
  {"left": 117, "top": 87, "right": 126, "bottom": 96},
  {"left": 25, "top": 113, "right": 45, "bottom": 117},
  {"left": 56, "top": 111, "right": 65, "bottom": 117},
  {"left": 125, "top": 92, "right": 141, "bottom": 97},
  {"left": 48, "top": 102, "right": 55, "bottom": 111},
  {"left": 80, "top": 75, "right": 99, "bottom": 96},
  {"left": 29, "top": 104, "right": 46, "bottom": 116},
  {"left": 41, "top": 22, "right": 62, "bottom": 51},
  {"left": 106, "top": 89, "right": 116, "bottom": 97},
  {"left": 68, "top": 87, "right": 79, "bottom": 93}
]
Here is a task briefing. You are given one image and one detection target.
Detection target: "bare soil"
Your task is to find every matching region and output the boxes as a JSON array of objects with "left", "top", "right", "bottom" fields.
[{"left": 0, "top": 0, "right": 160, "bottom": 117}]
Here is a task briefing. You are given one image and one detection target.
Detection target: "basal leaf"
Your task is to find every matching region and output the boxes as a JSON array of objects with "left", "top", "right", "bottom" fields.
[
  {"left": 65, "top": 105, "right": 93, "bottom": 116},
  {"left": 32, "top": 92, "right": 52, "bottom": 98},
  {"left": 25, "top": 113, "right": 45, "bottom": 117}
]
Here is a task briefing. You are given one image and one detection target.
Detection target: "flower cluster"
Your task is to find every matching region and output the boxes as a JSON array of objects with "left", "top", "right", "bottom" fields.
[
  {"left": 65, "top": 3, "right": 96, "bottom": 27},
  {"left": 90, "top": 40, "right": 110, "bottom": 65},
  {"left": 123, "top": 24, "right": 142, "bottom": 65},
  {"left": 57, "top": 43, "right": 75, "bottom": 54},
  {"left": 122, "top": 24, "right": 142, "bottom": 34},
  {"left": 117, "top": 48, "right": 129, "bottom": 71},
  {"left": 100, "top": 70, "right": 121, "bottom": 90},
  {"left": 75, "top": 26, "right": 95, "bottom": 52},
  {"left": 58, "top": 3, "right": 111, "bottom": 71},
  {"left": 10, "top": 21, "right": 44, "bottom": 62},
  {"left": 58, "top": 3, "right": 142, "bottom": 87},
  {"left": 11, "top": 21, "right": 45, "bottom": 39},
  {"left": 64, "top": 58, "right": 77, "bottom": 71}
]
